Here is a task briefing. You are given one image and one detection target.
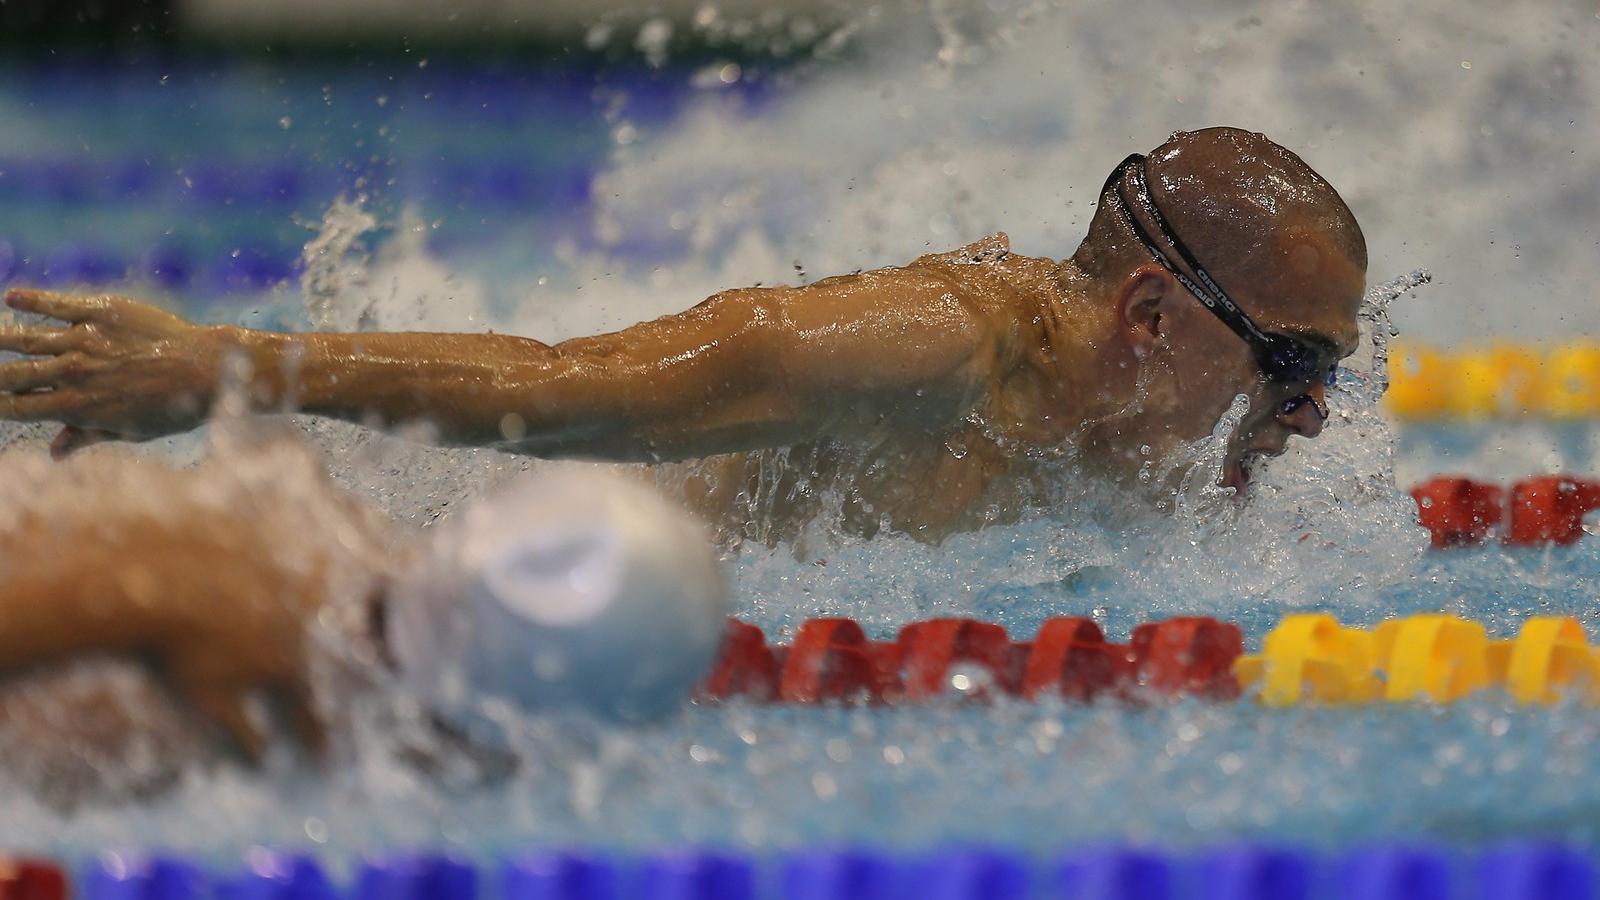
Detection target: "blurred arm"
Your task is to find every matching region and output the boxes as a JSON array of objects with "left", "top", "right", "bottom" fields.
[{"left": 0, "top": 491, "right": 330, "bottom": 760}]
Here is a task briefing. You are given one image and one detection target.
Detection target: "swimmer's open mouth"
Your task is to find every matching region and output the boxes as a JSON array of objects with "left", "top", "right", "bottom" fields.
[
  {"left": 1223, "top": 450, "right": 1273, "bottom": 494},
  {"left": 1223, "top": 459, "right": 1251, "bottom": 494}
]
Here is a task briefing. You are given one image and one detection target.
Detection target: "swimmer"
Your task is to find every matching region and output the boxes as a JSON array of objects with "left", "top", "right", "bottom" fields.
[
  {"left": 0, "top": 127, "right": 1363, "bottom": 542},
  {"left": 0, "top": 440, "right": 726, "bottom": 804}
]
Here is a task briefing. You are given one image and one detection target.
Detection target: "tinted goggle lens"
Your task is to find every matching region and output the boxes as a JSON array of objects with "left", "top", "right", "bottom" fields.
[{"left": 1258, "top": 338, "right": 1337, "bottom": 386}]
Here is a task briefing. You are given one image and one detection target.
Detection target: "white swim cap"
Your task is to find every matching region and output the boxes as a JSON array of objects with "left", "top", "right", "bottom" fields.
[{"left": 385, "top": 465, "right": 727, "bottom": 724}]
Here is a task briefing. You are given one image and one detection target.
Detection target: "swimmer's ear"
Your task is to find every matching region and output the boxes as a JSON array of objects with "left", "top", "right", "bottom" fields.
[{"left": 1118, "top": 265, "right": 1172, "bottom": 360}]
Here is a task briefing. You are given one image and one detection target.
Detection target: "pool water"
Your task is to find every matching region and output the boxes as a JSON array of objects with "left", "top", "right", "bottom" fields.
[{"left": 2, "top": 0, "right": 1600, "bottom": 863}]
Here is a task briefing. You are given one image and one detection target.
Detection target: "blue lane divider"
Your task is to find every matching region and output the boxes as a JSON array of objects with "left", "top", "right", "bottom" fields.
[
  {"left": 214, "top": 851, "right": 339, "bottom": 900},
  {"left": 79, "top": 854, "right": 207, "bottom": 900},
  {"left": 1057, "top": 847, "right": 1172, "bottom": 900},
  {"left": 1198, "top": 845, "right": 1314, "bottom": 900},
  {"left": 59, "top": 843, "right": 1600, "bottom": 900},
  {"left": 502, "top": 851, "right": 619, "bottom": 900},
  {"left": 0, "top": 155, "right": 595, "bottom": 212},
  {"left": 0, "top": 241, "right": 302, "bottom": 294},
  {"left": 0, "top": 158, "right": 324, "bottom": 207},
  {"left": 1478, "top": 843, "right": 1595, "bottom": 900},
  {"left": 781, "top": 849, "right": 901, "bottom": 900},
  {"left": 911, "top": 848, "right": 1030, "bottom": 900},
  {"left": 635, "top": 851, "right": 754, "bottom": 900},
  {"left": 355, "top": 854, "right": 478, "bottom": 900},
  {"left": 1337, "top": 845, "right": 1454, "bottom": 900},
  {"left": 412, "top": 160, "right": 593, "bottom": 211}
]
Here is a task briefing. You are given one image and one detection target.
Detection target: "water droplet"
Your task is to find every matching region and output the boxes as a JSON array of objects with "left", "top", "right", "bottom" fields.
[{"left": 585, "top": 23, "right": 613, "bottom": 49}]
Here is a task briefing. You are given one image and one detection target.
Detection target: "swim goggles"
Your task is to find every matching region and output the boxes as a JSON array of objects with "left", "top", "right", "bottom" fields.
[{"left": 1099, "top": 153, "right": 1341, "bottom": 391}]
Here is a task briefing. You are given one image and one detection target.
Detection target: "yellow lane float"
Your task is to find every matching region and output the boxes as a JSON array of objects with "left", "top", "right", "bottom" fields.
[
  {"left": 1235, "top": 613, "right": 1600, "bottom": 706},
  {"left": 1372, "top": 614, "right": 1492, "bottom": 703},
  {"left": 1386, "top": 340, "right": 1600, "bottom": 419},
  {"left": 1489, "top": 616, "right": 1600, "bottom": 704},
  {"left": 1233, "top": 614, "right": 1380, "bottom": 706}
]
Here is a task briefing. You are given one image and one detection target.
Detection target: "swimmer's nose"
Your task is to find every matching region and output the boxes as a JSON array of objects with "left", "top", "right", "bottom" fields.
[{"left": 1277, "top": 380, "right": 1329, "bottom": 438}]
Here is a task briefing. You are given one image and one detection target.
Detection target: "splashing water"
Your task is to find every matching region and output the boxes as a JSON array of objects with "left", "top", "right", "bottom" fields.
[
  {"left": 3, "top": 0, "right": 1600, "bottom": 857},
  {"left": 300, "top": 197, "right": 379, "bottom": 332},
  {"left": 1162, "top": 393, "right": 1251, "bottom": 528}
]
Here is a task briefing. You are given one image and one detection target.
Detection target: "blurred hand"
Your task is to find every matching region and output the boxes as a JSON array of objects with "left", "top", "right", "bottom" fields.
[
  {"left": 129, "top": 504, "right": 335, "bottom": 762},
  {"left": 0, "top": 288, "right": 226, "bottom": 457},
  {"left": 0, "top": 477, "right": 336, "bottom": 762}
]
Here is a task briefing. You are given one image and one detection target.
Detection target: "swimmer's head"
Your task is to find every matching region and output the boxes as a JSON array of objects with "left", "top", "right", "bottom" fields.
[
  {"left": 1070, "top": 127, "right": 1366, "bottom": 493},
  {"left": 385, "top": 465, "right": 728, "bottom": 728}
]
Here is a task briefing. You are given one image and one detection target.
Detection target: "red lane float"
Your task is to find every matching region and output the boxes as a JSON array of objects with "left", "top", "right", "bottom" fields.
[
  {"left": 1507, "top": 476, "right": 1600, "bottom": 545},
  {"left": 1130, "top": 617, "right": 1245, "bottom": 700},
  {"left": 1411, "top": 477, "right": 1504, "bottom": 548},
  {"left": 1021, "top": 618, "right": 1127, "bottom": 701},
  {"left": 1410, "top": 475, "right": 1600, "bottom": 547},
  {"left": 0, "top": 859, "right": 67, "bottom": 900},
  {"left": 695, "top": 619, "right": 779, "bottom": 702},
  {"left": 777, "top": 618, "right": 886, "bottom": 703},
  {"left": 698, "top": 616, "right": 1243, "bottom": 705},
  {"left": 893, "top": 618, "right": 1017, "bottom": 699}
]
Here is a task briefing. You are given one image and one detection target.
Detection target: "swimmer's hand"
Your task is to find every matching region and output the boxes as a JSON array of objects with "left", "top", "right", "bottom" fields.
[
  {"left": 0, "top": 288, "right": 225, "bottom": 457},
  {"left": 0, "top": 475, "right": 333, "bottom": 763},
  {"left": 161, "top": 628, "right": 329, "bottom": 765}
]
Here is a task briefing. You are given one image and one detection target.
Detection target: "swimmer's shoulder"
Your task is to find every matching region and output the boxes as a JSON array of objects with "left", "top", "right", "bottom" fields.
[
  {"left": 770, "top": 234, "right": 1057, "bottom": 352},
  {"left": 898, "top": 233, "right": 1065, "bottom": 332},
  {"left": 907, "top": 233, "right": 1063, "bottom": 296},
  {"left": 909, "top": 232, "right": 1017, "bottom": 269}
]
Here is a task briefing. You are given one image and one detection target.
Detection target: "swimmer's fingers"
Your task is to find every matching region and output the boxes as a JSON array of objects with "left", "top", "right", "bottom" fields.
[
  {"left": 0, "top": 355, "right": 79, "bottom": 393},
  {"left": 0, "top": 390, "right": 82, "bottom": 421},
  {"left": 279, "top": 681, "right": 329, "bottom": 761},
  {"left": 3, "top": 288, "right": 118, "bottom": 324},
  {"left": 5, "top": 288, "right": 186, "bottom": 334},
  {"left": 166, "top": 652, "right": 267, "bottom": 763},
  {"left": 185, "top": 684, "right": 268, "bottom": 764},
  {"left": 0, "top": 324, "right": 76, "bottom": 356}
]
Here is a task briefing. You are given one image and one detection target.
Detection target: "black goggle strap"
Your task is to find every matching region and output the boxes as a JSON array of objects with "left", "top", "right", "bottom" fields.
[
  {"left": 1104, "top": 155, "right": 1336, "bottom": 387},
  {"left": 1108, "top": 154, "right": 1274, "bottom": 349}
]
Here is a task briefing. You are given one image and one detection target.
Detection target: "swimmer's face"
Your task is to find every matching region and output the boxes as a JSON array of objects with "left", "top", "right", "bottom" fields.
[{"left": 1109, "top": 223, "right": 1364, "bottom": 493}]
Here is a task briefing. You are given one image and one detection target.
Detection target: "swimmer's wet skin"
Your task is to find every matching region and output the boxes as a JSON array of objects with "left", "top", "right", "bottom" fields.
[
  {"left": 0, "top": 126, "right": 1365, "bottom": 542},
  {"left": 0, "top": 450, "right": 725, "bottom": 789}
]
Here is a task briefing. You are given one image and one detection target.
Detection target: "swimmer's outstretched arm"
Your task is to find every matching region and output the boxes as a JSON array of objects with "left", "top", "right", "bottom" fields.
[{"left": 0, "top": 275, "right": 1005, "bottom": 459}]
